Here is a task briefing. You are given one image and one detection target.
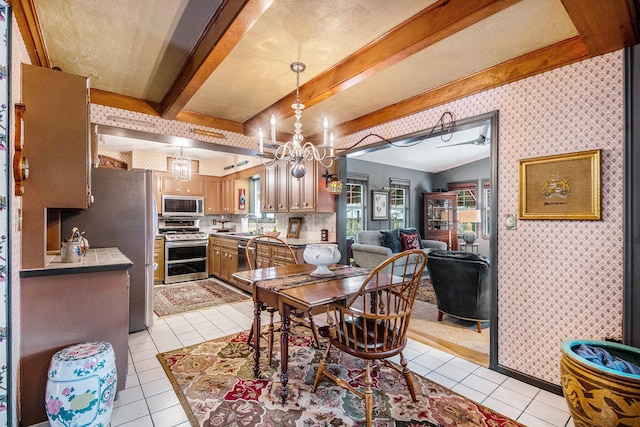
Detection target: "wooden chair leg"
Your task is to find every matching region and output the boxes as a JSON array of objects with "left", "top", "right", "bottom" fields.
[
  {"left": 306, "top": 311, "right": 322, "bottom": 349},
  {"left": 312, "top": 344, "right": 332, "bottom": 392},
  {"left": 437, "top": 310, "right": 444, "bottom": 321},
  {"left": 363, "top": 360, "right": 374, "bottom": 427},
  {"left": 399, "top": 352, "right": 417, "bottom": 402},
  {"left": 477, "top": 321, "right": 482, "bottom": 333}
]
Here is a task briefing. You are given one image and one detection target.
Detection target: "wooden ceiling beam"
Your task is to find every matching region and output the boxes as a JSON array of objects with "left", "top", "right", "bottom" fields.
[
  {"left": 330, "top": 37, "right": 591, "bottom": 140},
  {"left": 90, "top": 89, "right": 162, "bottom": 117},
  {"left": 560, "top": 0, "right": 639, "bottom": 55},
  {"left": 244, "top": 0, "right": 521, "bottom": 134},
  {"left": 9, "top": 0, "right": 50, "bottom": 67},
  {"left": 90, "top": 89, "right": 246, "bottom": 134},
  {"left": 175, "top": 110, "right": 245, "bottom": 135},
  {"left": 160, "top": 0, "right": 274, "bottom": 120}
]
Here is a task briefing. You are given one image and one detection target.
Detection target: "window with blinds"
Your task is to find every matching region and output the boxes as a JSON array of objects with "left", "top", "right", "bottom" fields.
[
  {"left": 448, "top": 181, "right": 478, "bottom": 235},
  {"left": 346, "top": 174, "right": 368, "bottom": 238},
  {"left": 389, "top": 178, "right": 410, "bottom": 229}
]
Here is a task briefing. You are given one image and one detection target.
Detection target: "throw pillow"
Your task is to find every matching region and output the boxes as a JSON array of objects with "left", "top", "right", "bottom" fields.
[
  {"left": 400, "top": 231, "right": 421, "bottom": 250},
  {"left": 381, "top": 230, "right": 402, "bottom": 253},
  {"left": 399, "top": 228, "right": 424, "bottom": 249}
]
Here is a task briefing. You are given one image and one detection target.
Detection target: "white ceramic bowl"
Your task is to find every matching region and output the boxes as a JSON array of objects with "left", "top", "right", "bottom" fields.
[{"left": 303, "top": 244, "right": 341, "bottom": 277}]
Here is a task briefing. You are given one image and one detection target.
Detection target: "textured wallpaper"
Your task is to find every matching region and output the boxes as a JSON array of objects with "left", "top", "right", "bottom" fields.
[
  {"left": 88, "top": 52, "right": 624, "bottom": 386},
  {"left": 338, "top": 52, "right": 624, "bottom": 385},
  {"left": 9, "top": 7, "right": 31, "bottom": 426}
]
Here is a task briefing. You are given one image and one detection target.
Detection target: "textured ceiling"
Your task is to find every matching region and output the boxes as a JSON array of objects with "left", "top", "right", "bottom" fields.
[{"left": 18, "top": 0, "right": 638, "bottom": 170}]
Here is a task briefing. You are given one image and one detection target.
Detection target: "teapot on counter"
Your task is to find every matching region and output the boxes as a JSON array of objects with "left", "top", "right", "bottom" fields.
[{"left": 61, "top": 227, "right": 89, "bottom": 262}]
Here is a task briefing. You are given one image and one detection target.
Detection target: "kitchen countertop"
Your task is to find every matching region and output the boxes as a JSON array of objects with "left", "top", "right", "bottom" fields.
[
  {"left": 205, "top": 231, "right": 335, "bottom": 247},
  {"left": 20, "top": 247, "right": 133, "bottom": 278}
]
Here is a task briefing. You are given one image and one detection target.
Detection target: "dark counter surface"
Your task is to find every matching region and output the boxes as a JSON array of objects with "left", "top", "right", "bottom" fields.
[
  {"left": 20, "top": 247, "right": 133, "bottom": 278},
  {"left": 206, "top": 232, "right": 336, "bottom": 247}
]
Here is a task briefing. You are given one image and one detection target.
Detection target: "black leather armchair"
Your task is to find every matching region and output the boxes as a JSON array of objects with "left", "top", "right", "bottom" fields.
[{"left": 426, "top": 249, "right": 491, "bottom": 333}]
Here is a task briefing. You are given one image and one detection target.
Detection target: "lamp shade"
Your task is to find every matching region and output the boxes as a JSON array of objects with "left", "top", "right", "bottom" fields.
[
  {"left": 458, "top": 209, "right": 481, "bottom": 223},
  {"left": 459, "top": 209, "right": 481, "bottom": 244}
]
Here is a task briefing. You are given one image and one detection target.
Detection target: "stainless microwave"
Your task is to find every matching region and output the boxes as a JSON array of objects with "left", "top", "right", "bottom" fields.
[{"left": 161, "top": 195, "right": 205, "bottom": 217}]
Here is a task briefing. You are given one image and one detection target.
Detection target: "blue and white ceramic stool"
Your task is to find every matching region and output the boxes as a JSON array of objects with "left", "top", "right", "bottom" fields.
[{"left": 45, "top": 341, "right": 117, "bottom": 427}]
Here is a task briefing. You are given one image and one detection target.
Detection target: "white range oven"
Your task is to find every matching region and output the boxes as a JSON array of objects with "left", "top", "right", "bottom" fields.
[{"left": 159, "top": 218, "right": 209, "bottom": 284}]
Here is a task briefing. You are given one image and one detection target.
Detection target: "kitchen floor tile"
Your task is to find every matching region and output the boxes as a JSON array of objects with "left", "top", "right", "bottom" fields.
[
  {"left": 145, "top": 389, "right": 182, "bottom": 414},
  {"left": 481, "top": 396, "right": 523, "bottom": 421},
  {"left": 133, "top": 356, "right": 162, "bottom": 373},
  {"left": 111, "top": 399, "right": 151, "bottom": 426},
  {"left": 140, "top": 376, "right": 174, "bottom": 398},
  {"left": 524, "top": 399, "right": 572, "bottom": 426},
  {"left": 149, "top": 404, "right": 189, "bottom": 427},
  {"left": 137, "top": 366, "right": 169, "bottom": 385},
  {"left": 459, "top": 372, "right": 500, "bottom": 395}
]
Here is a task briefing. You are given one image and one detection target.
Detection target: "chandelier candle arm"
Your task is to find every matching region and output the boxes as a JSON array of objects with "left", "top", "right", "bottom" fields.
[{"left": 270, "top": 115, "right": 276, "bottom": 145}]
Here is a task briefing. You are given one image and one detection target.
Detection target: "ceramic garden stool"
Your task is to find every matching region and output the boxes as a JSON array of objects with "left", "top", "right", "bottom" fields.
[{"left": 45, "top": 341, "right": 117, "bottom": 427}]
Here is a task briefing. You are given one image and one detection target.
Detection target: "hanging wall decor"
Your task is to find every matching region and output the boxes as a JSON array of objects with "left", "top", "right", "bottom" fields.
[
  {"left": 518, "top": 149, "right": 601, "bottom": 220},
  {"left": 372, "top": 190, "right": 389, "bottom": 220}
]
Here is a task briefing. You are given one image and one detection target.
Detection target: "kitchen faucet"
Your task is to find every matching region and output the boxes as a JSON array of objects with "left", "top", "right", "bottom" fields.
[{"left": 244, "top": 213, "right": 262, "bottom": 234}]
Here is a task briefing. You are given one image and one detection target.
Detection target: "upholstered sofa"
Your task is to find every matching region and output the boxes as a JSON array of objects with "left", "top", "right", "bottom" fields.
[
  {"left": 351, "top": 228, "right": 446, "bottom": 274},
  {"left": 426, "top": 249, "right": 491, "bottom": 333}
]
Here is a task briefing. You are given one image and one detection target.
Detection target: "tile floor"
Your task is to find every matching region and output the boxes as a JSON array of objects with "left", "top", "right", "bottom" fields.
[{"left": 32, "top": 289, "right": 575, "bottom": 427}]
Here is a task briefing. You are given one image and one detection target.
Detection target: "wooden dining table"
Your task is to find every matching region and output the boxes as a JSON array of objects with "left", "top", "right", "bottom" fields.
[{"left": 233, "top": 263, "right": 384, "bottom": 405}]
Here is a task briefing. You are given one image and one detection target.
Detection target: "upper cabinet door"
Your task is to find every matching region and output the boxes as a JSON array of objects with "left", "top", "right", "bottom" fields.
[{"left": 22, "top": 64, "right": 90, "bottom": 209}]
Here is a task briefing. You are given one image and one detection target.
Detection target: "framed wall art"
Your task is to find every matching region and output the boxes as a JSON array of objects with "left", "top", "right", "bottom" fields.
[
  {"left": 371, "top": 190, "right": 389, "bottom": 220},
  {"left": 286, "top": 217, "right": 302, "bottom": 238},
  {"left": 518, "top": 149, "right": 601, "bottom": 220}
]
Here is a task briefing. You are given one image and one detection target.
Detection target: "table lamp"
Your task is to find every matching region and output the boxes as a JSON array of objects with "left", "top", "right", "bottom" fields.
[{"left": 459, "top": 209, "right": 481, "bottom": 244}]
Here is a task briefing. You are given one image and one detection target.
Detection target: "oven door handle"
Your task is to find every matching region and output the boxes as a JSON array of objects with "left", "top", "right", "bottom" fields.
[{"left": 165, "top": 239, "right": 208, "bottom": 248}]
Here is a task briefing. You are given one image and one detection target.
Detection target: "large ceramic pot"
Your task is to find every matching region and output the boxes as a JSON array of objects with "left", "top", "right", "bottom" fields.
[
  {"left": 560, "top": 339, "right": 640, "bottom": 427},
  {"left": 303, "top": 244, "right": 341, "bottom": 277}
]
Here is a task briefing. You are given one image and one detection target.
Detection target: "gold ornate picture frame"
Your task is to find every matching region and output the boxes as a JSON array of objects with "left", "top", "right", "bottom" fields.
[{"left": 518, "top": 149, "right": 601, "bottom": 220}]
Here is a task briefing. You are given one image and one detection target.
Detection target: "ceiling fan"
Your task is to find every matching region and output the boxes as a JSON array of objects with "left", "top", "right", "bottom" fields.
[{"left": 437, "top": 127, "right": 490, "bottom": 148}]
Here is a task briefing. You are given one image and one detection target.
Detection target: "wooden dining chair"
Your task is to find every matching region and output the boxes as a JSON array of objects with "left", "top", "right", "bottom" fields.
[
  {"left": 312, "top": 249, "right": 427, "bottom": 427},
  {"left": 245, "top": 235, "right": 321, "bottom": 364}
]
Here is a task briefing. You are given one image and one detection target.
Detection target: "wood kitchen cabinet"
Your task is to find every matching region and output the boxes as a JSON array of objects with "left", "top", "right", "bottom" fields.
[
  {"left": 289, "top": 161, "right": 317, "bottom": 212},
  {"left": 209, "top": 236, "right": 238, "bottom": 285},
  {"left": 219, "top": 237, "right": 238, "bottom": 284},
  {"left": 205, "top": 177, "right": 223, "bottom": 214},
  {"left": 260, "top": 161, "right": 335, "bottom": 213},
  {"left": 276, "top": 163, "right": 289, "bottom": 211},
  {"left": 21, "top": 64, "right": 91, "bottom": 268},
  {"left": 261, "top": 165, "right": 277, "bottom": 212},
  {"left": 221, "top": 177, "right": 236, "bottom": 214},
  {"left": 154, "top": 237, "right": 165, "bottom": 283},
  {"left": 158, "top": 172, "right": 204, "bottom": 195},
  {"left": 208, "top": 236, "right": 221, "bottom": 276},
  {"left": 423, "top": 192, "right": 458, "bottom": 250},
  {"left": 261, "top": 163, "right": 288, "bottom": 212}
]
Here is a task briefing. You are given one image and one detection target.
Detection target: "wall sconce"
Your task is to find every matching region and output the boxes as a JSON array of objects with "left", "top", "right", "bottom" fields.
[{"left": 323, "top": 169, "right": 343, "bottom": 195}]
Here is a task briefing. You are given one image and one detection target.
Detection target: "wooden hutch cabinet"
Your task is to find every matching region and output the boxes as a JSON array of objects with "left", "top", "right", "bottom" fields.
[{"left": 423, "top": 192, "right": 458, "bottom": 250}]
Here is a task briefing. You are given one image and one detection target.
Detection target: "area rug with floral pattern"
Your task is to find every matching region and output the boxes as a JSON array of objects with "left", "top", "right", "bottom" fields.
[
  {"left": 157, "top": 325, "right": 522, "bottom": 426},
  {"left": 154, "top": 279, "right": 249, "bottom": 317}
]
